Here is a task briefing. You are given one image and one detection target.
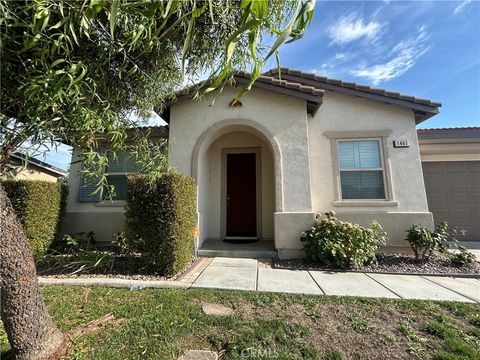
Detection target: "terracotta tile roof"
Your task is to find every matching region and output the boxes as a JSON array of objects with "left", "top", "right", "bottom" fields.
[
  {"left": 165, "top": 68, "right": 441, "bottom": 123},
  {"left": 234, "top": 70, "right": 324, "bottom": 97},
  {"left": 417, "top": 126, "right": 480, "bottom": 139},
  {"left": 263, "top": 67, "right": 442, "bottom": 108},
  {"left": 163, "top": 71, "right": 325, "bottom": 121},
  {"left": 172, "top": 71, "right": 324, "bottom": 101},
  {"left": 417, "top": 126, "right": 480, "bottom": 132},
  {"left": 127, "top": 125, "right": 168, "bottom": 134}
]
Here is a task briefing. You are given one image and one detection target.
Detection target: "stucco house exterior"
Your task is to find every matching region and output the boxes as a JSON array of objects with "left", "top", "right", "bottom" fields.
[
  {"left": 2, "top": 152, "right": 67, "bottom": 182},
  {"left": 64, "top": 68, "right": 444, "bottom": 258}
]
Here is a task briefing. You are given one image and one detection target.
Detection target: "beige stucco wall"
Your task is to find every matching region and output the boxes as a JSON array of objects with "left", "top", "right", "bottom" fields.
[
  {"left": 169, "top": 87, "right": 434, "bottom": 256},
  {"left": 419, "top": 138, "right": 480, "bottom": 162},
  {"left": 169, "top": 86, "right": 313, "bottom": 211},
  {"left": 308, "top": 91, "right": 433, "bottom": 253},
  {"left": 310, "top": 91, "right": 429, "bottom": 212},
  {"left": 169, "top": 86, "right": 314, "bottom": 251},
  {"left": 63, "top": 85, "right": 435, "bottom": 254},
  {"left": 3, "top": 165, "right": 60, "bottom": 182}
]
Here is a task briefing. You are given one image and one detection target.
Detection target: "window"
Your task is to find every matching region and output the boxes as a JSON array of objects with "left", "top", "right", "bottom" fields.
[
  {"left": 337, "top": 139, "right": 385, "bottom": 199},
  {"left": 103, "top": 150, "right": 139, "bottom": 201}
]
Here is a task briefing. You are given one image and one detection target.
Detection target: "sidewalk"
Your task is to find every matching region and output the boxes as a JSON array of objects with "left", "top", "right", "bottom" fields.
[
  {"left": 190, "top": 257, "right": 480, "bottom": 303},
  {"left": 38, "top": 257, "right": 480, "bottom": 303}
]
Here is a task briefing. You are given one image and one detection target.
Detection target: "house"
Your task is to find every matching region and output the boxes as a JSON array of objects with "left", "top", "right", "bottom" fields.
[
  {"left": 64, "top": 68, "right": 443, "bottom": 258},
  {"left": 62, "top": 126, "right": 169, "bottom": 242},
  {"left": 2, "top": 152, "right": 67, "bottom": 182},
  {"left": 418, "top": 127, "right": 480, "bottom": 242}
]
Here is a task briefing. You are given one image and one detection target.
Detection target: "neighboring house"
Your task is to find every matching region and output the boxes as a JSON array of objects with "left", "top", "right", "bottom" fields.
[
  {"left": 418, "top": 127, "right": 480, "bottom": 242},
  {"left": 2, "top": 152, "right": 67, "bottom": 182},
  {"left": 63, "top": 126, "right": 169, "bottom": 242},
  {"left": 65, "top": 67, "right": 443, "bottom": 258}
]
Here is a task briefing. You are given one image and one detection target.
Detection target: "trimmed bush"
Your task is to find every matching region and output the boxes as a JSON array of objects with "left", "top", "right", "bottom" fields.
[
  {"left": 1, "top": 180, "right": 68, "bottom": 258},
  {"left": 301, "top": 211, "right": 387, "bottom": 269},
  {"left": 405, "top": 222, "right": 476, "bottom": 265},
  {"left": 124, "top": 173, "right": 197, "bottom": 276}
]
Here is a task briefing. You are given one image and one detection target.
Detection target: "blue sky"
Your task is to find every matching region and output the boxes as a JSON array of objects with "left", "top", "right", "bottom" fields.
[
  {"left": 267, "top": 0, "right": 480, "bottom": 129},
  {"left": 41, "top": 0, "right": 480, "bottom": 170}
]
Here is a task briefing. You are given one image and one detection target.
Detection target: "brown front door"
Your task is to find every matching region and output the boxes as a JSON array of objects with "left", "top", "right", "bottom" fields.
[{"left": 226, "top": 153, "right": 257, "bottom": 237}]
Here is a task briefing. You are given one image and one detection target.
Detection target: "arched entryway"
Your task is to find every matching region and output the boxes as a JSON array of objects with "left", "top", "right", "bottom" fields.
[{"left": 191, "top": 120, "right": 281, "bottom": 256}]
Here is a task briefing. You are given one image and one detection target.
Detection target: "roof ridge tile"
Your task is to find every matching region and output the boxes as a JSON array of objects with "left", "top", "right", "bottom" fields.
[{"left": 262, "top": 67, "right": 441, "bottom": 109}]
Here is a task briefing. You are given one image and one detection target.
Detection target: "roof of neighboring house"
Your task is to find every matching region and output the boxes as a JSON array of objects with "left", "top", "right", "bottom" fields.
[
  {"left": 61, "top": 125, "right": 169, "bottom": 146},
  {"left": 417, "top": 127, "right": 480, "bottom": 139},
  {"left": 162, "top": 71, "right": 325, "bottom": 121},
  {"left": 9, "top": 152, "right": 68, "bottom": 177},
  {"left": 262, "top": 67, "right": 441, "bottom": 123},
  {"left": 125, "top": 125, "right": 169, "bottom": 138}
]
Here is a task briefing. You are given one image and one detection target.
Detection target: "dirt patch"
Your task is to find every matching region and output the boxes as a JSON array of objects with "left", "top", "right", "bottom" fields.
[
  {"left": 202, "top": 303, "right": 234, "bottom": 316},
  {"left": 37, "top": 254, "right": 199, "bottom": 281},
  {"left": 234, "top": 298, "right": 461, "bottom": 359},
  {"left": 275, "top": 252, "right": 480, "bottom": 276},
  {"left": 68, "top": 313, "right": 126, "bottom": 338}
]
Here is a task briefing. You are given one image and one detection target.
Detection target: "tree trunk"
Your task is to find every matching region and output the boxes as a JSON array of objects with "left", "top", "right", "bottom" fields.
[{"left": 0, "top": 185, "right": 67, "bottom": 360}]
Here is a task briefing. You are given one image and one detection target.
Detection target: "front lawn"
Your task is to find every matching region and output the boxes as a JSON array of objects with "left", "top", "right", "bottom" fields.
[{"left": 1, "top": 287, "right": 479, "bottom": 359}]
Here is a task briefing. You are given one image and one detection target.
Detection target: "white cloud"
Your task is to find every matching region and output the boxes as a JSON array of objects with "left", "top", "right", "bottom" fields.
[
  {"left": 328, "top": 13, "right": 382, "bottom": 45},
  {"left": 453, "top": 0, "right": 472, "bottom": 15},
  {"left": 309, "top": 63, "right": 338, "bottom": 78},
  {"left": 352, "top": 27, "right": 430, "bottom": 85},
  {"left": 335, "top": 53, "right": 345, "bottom": 60}
]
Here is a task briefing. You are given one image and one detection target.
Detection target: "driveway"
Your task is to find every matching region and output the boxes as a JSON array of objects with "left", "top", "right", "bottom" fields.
[{"left": 191, "top": 257, "right": 480, "bottom": 303}]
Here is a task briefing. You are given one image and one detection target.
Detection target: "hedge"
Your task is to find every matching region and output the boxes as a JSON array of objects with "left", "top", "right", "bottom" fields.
[
  {"left": 1, "top": 180, "right": 68, "bottom": 258},
  {"left": 125, "top": 173, "right": 197, "bottom": 276}
]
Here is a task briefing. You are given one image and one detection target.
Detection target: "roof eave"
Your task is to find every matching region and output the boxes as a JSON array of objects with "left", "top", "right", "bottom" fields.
[
  {"left": 415, "top": 109, "right": 440, "bottom": 124},
  {"left": 267, "top": 71, "right": 441, "bottom": 121},
  {"left": 162, "top": 74, "right": 324, "bottom": 120},
  {"left": 234, "top": 76, "right": 323, "bottom": 115}
]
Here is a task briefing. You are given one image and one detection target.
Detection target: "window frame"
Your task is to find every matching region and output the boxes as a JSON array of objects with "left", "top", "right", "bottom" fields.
[
  {"left": 102, "top": 173, "right": 130, "bottom": 201},
  {"left": 98, "top": 150, "right": 139, "bottom": 204},
  {"left": 336, "top": 138, "right": 387, "bottom": 201},
  {"left": 324, "top": 130, "right": 398, "bottom": 207}
]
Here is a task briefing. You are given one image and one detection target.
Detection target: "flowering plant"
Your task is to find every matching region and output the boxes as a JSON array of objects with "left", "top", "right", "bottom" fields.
[{"left": 301, "top": 211, "right": 387, "bottom": 269}]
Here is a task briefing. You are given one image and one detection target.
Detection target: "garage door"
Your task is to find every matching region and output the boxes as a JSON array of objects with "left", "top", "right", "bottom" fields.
[{"left": 422, "top": 161, "right": 480, "bottom": 241}]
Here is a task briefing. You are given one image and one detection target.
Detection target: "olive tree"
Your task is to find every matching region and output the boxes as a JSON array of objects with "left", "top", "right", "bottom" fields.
[{"left": 0, "top": 0, "right": 314, "bottom": 358}]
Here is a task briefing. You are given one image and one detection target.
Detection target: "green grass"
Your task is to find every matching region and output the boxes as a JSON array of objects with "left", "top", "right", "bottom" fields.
[{"left": 1, "top": 287, "right": 479, "bottom": 359}]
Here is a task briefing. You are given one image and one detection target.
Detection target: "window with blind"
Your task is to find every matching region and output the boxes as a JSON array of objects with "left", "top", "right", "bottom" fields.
[
  {"left": 337, "top": 139, "right": 385, "bottom": 200},
  {"left": 103, "top": 150, "right": 139, "bottom": 200}
]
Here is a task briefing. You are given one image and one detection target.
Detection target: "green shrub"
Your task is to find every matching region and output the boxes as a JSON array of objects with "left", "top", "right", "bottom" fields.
[
  {"left": 124, "top": 173, "right": 197, "bottom": 276},
  {"left": 405, "top": 223, "right": 449, "bottom": 261},
  {"left": 450, "top": 247, "right": 476, "bottom": 266},
  {"left": 405, "top": 222, "right": 475, "bottom": 265},
  {"left": 60, "top": 231, "right": 96, "bottom": 252},
  {"left": 1, "top": 180, "right": 68, "bottom": 258},
  {"left": 300, "top": 211, "right": 387, "bottom": 269}
]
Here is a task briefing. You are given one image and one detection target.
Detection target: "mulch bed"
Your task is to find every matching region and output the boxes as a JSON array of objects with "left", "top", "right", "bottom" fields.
[
  {"left": 36, "top": 253, "right": 199, "bottom": 281},
  {"left": 274, "top": 252, "right": 480, "bottom": 276}
]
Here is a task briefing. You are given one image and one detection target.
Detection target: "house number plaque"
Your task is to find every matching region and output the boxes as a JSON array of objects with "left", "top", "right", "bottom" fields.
[{"left": 393, "top": 139, "right": 409, "bottom": 148}]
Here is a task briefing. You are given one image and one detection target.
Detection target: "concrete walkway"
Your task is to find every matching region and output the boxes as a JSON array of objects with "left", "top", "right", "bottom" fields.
[
  {"left": 38, "top": 257, "right": 480, "bottom": 303},
  {"left": 191, "top": 257, "right": 480, "bottom": 303}
]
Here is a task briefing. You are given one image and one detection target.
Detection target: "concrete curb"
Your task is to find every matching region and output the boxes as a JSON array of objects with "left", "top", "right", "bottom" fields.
[{"left": 38, "top": 277, "right": 191, "bottom": 289}]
